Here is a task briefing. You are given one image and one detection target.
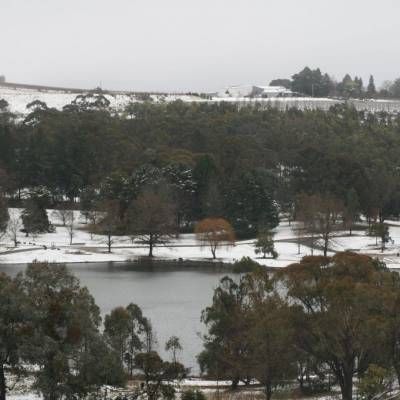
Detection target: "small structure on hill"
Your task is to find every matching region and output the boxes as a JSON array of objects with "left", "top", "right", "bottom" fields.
[
  {"left": 0, "top": 75, "right": 5, "bottom": 84},
  {"left": 218, "top": 84, "right": 295, "bottom": 98}
]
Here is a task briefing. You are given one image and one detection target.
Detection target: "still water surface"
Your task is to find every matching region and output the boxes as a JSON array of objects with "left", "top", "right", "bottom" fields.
[{"left": 0, "top": 261, "right": 234, "bottom": 373}]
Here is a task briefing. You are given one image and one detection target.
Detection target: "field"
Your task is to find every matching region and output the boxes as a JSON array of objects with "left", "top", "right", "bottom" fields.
[{"left": 1, "top": 208, "right": 400, "bottom": 269}]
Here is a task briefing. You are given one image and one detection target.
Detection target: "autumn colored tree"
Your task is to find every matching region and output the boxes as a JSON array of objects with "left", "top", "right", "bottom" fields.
[{"left": 195, "top": 218, "right": 235, "bottom": 259}]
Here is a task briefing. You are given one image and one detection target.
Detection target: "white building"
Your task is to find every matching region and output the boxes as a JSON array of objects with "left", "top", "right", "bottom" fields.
[{"left": 218, "top": 84, "right": 294, "bottom": 99}]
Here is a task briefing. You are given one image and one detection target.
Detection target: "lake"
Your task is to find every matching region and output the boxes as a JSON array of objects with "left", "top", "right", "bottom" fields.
[{"left": 0, "top": 260, "right": 235, "bottom": 374}]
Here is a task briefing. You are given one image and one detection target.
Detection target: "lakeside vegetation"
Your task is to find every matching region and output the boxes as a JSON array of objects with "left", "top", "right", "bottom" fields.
[{"left": 2, "top": 253, "right": 400, "bottom": 400}]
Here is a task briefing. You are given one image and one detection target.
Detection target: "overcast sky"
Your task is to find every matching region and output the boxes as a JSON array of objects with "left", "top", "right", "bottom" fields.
[{"left": 1, "top": 0, "right": 399, "bottom": 92}]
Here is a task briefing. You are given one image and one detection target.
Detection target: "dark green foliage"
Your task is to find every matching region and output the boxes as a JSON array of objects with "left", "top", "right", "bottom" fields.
[
  {"left": 291, "top": 67, "right": 332, "bottom": 96},
  {"left": 269, "top": 79, "right": 292, "bottom": 89},
  {"left": 199, "top": 276, "right": 255, "bottom": 388},
  {"left": 367, "top": 222, "right": 391, "bottom": 251},
  {"left": 0, "top": 197, "right": 9, "bottom": 237},
  {"left": 199, "top": 271, "right": 297, "bottom": 397},
  {"left": 0, "top": 273, "right": 31, "bottom": 400},
  {"left": 104, "top": 303, "right": 150, "bottom": 376},
  {"left": 224, "top": 170, "right": 279, "bottom": 238},
  {"left": 254, "top": 228, "right": 278, "bottom": 259},
  {"left": 2, "top": 95, "right": 400, "bottom": 237},
  {"left": 366, "top": 75, "right": 376, "bottom": 98},
  {"left": 21, "top": 198, "right": 53, "bottom": 236},
  {"left": 134, "top": 351, "right": 186, "bottom": 400},
  {"left": 232, "top": 256, "right": 262, "bottom": 273}
]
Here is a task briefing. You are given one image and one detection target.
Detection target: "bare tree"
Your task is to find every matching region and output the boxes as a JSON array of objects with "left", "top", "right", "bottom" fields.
[
  {"left": 65, "top": 210, "right": 75, "bottom": 245},
  {"left": 7, "top": 213, "right": 22, "bottom": 247},
  {"left": 296, "top": 193, "right": 344, "bottom": 257},
  {"left": 86, "top": 209, "right": 103, "bottom": 240},
  {"left": 126, "top": 187, "right": 177, "bottom": 257},
  {"left": 93, "top": 200, "right": 120, "bottom": 253},
  {"left": 51, "top": 206, "right": 70, "bottom": 226},
  {"left": 195, "top": 218, "right": 235, "bottom": 259}
]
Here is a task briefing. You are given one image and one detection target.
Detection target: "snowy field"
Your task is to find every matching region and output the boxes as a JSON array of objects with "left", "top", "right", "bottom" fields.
[
  {"left": 2, "top": 85, "right": 400, "bottom": 117},
  {"left": 0, "top": 86, "right": 208, "bottom": 116},
  {"left": 1, "top": 208, "right": 400, "bottom": 269}
]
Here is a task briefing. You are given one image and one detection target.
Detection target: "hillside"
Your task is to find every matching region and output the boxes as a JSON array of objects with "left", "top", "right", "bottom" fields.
[{"left": 2, "top": 82, "right": 400, "bottom": 116}]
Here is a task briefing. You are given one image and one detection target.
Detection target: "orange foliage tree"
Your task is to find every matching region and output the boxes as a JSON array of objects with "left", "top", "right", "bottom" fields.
[{"left": 195, "top": 218, "right": 235, "bottom": 259}]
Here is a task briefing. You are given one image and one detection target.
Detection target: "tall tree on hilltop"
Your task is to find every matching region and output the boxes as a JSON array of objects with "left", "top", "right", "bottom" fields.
[{"left": 367, "top": 75, "right": 376, "bottom": 97}]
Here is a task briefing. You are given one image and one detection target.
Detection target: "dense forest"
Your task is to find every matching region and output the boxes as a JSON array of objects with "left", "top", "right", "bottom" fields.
[{"left": 1, "top": 94, "right": 400, "bottom": 240}]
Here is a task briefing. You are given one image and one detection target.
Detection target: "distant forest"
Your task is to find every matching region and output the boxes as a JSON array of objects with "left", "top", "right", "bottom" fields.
[
  {"left": 270, "top": 66, "right": 400, "bottom": 99},
  {"left": 0, "top": 94, "right": 400, "bottom": 238}
]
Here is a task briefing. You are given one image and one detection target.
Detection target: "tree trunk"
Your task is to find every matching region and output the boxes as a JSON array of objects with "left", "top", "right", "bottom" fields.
[
  {"left": 231, "top": 377, "right": 239, "bottom": 390},
  {"left": 108, "top": 234, "right": 111, "bottom": 253},
  {"left": 323, "top": 234, "right": 328, "bottom": 257},
  {"left": 149, "top": 235, "right": 154, "bottom": 257},
  {"left": 0, "top": 364, "right": 6, "bottom": 400},
  {"left": 338, "top": 365, "right": 354, "bottom": 400},
  {"left": 265, "top": 381, "right": 272, "bottom": 400},
  {"left": 211, "top": 248, "right": 216, "bottom": 259}
]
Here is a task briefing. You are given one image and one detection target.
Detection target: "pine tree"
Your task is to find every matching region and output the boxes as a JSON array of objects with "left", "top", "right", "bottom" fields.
[
  {"left": 21, "top": 199, "right": 53, "bottom": 237},
  {"left": 0, "top": 196, "right": 9, "bottom": 239},
  {"left": 367, "top": 75, "right": 376, "bottom": 97}
]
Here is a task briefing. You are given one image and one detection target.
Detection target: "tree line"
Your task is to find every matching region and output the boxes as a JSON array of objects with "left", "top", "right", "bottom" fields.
[{"left": 270, "top": 66, "right": 400, "bottom": 99}]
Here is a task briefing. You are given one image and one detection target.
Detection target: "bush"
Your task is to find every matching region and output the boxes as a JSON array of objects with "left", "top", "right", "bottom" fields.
[{"left": 232, "top": 257, "right": 262, "bottom": 273}]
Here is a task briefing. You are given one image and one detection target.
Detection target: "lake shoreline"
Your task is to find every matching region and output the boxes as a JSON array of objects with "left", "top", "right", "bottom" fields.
[{"left": 0, "top": 256, "right": 284, "bottom": 272}]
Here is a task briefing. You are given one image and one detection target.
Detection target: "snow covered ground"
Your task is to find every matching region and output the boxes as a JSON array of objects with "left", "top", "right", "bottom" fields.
[
  {"left": 3, "top": 85, "right": 400, "bottom": 117},
  {"left": 0, "top": 86, "right": 208, "bottom": 116},
  {"left": 1, "top": 208, "right": 400, "bottom": 269}
]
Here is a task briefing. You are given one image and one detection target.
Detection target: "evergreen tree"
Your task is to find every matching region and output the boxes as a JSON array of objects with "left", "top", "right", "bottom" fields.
[
  {"left": 254, "top": 228, "right": 278, "bottom": 259},
  {"left": 0, "top": 197, "right": 9, "bottom": 239},
  {"left": 0, "top": 273, "right": 31, "bottom": 400},
  {"left": 18, "top": 262, "right": 106, "bottom": 400},
  {"left": 21, "top": 199, "right": 53, "bottom": 237},
  {"left": 367, "top": 75, "right": 376, "bottom": 97}
]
